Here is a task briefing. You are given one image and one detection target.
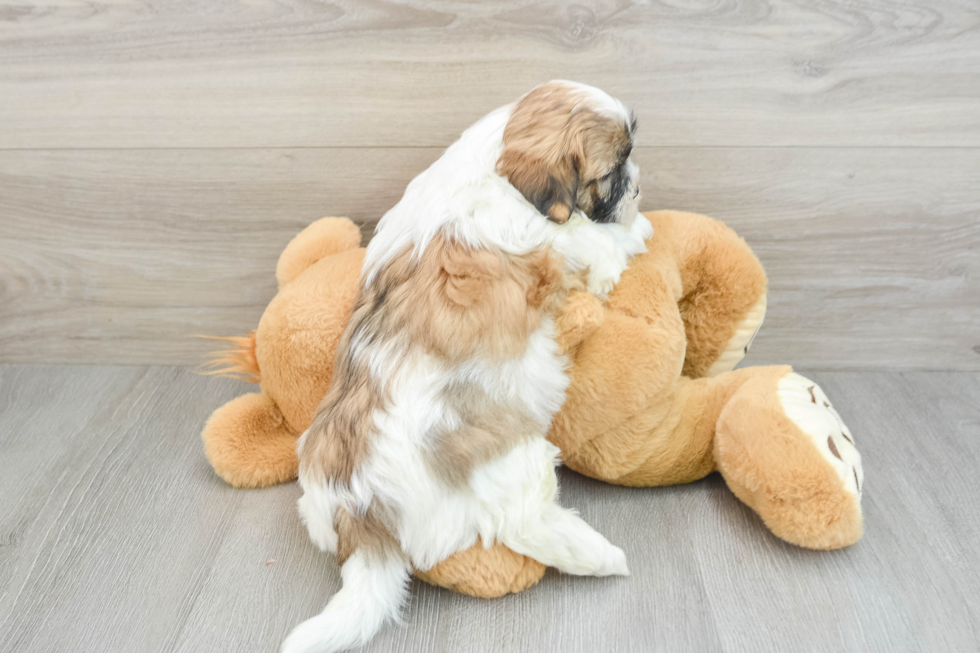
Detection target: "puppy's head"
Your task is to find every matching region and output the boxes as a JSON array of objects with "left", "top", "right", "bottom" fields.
[{"left": 497, "top": 81, "right": 640, "bottom": 226}]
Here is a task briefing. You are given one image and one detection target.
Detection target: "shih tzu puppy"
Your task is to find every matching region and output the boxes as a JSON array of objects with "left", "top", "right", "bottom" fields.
[{"left": 283, "top": 81, "right": 652, "bottom": 653}]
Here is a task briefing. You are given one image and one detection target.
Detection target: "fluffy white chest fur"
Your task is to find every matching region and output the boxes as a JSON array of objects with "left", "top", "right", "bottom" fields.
[{"left": 284, "top": 81, "right": 650, "bottom": 653}]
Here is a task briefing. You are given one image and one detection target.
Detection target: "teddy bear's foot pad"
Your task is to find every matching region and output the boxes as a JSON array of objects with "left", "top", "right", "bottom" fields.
[
  {"left": 708, "top": 293, "right": 767, "bottom": 377},
  {"left": 778, "top": 372, "right": 863, "bottom": 499}
]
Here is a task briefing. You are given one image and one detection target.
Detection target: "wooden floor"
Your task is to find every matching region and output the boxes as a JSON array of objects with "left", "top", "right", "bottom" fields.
[{"left": 0, "top": 364, "right": 977, "bottom": 653}]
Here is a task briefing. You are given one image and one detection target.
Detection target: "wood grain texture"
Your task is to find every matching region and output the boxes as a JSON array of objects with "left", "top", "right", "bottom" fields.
[
  {"left": 0, "top": 0, "right": 978, "bottom": 148},
  {"left": 0, "top": 365, "right": 978, "bottom": 652},
  {"left": 1, "top": 147, "right": 977, "bottom": 369}
]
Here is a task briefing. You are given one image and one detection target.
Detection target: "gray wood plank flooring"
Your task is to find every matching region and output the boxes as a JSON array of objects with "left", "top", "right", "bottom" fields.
[{"left": 1, "top": 365, "right": 977, "bottom": 652}]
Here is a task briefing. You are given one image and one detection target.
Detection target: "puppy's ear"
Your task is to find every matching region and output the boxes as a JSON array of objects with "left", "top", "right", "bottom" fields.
[
  {"left": 439, "top": 243, "right": 502, "bottom": 307},
  {"left": 497, "top": 150, "right": 579, "bottom": 224}
]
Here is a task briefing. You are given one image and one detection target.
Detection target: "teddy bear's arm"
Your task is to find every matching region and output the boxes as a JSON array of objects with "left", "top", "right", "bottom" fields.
[
  {"left": 554, "top": 291, "right": 605, "bottom": 353},
  {"left": 548, "top": 302, "right": 693, "bottom": 482},
  {"left": 548, "top": 215, "right": 766, "bottom": 487},
  {"left": 640, "top": 211, "right": 768, "bottom": 379}
]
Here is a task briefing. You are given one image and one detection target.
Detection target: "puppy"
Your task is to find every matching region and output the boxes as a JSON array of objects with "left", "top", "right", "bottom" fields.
[{"left": 283, "top": 81, "right": 653, "bottom": 653}]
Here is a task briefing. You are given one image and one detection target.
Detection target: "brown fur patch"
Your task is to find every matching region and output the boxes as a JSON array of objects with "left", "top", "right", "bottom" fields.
[
  {"left": 553, "top": 290, "right": 605, "bottom": 354},
  {"left": 497, "top": 82, "right": 633, "bottom": 223},
  {"left": 298, "top": 296, "right": 381, "bottom": 486},
  {"left": 428, "top": 382, "right": 544, "bottom": 487},
  {"left": 417, "top": 237, "right": 565, "bottom": 361},
  {"left": 334, "top": 504, "right": 400, "bottom": 565}
]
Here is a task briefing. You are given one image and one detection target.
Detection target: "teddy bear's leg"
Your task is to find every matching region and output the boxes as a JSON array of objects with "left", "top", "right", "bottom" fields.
[
  {"left": 296, "top": 494, "right": 547, "bottom": 599},
  {"left": 201, "top": 392, "right": 300, "bottom": 488},
  {"left": 276, "top": 217, "right": 363, "bottom": 288},
  {"left": 414, "top": 539, "right": 547, "bottom": 599},
  {"left": 714, "top": 366, "right": 864, "bottom": 549},
  {"left": 294, "top": 501, "right": 545, "bottom": 598},
  {"left": 643, "top": 210, "right": 768, "bottom": 379}
]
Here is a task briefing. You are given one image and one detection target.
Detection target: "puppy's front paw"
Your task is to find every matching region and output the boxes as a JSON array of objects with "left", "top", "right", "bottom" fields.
[
  {"left": 585, "top": 257, "right": 627, "bottom": 299},
  {"left": 588, "top": 274, "right": 616, "bottom": 298}
]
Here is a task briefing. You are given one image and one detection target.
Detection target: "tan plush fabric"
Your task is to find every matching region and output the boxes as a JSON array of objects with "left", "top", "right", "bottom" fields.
[
  {"left": 413, "top": 538, "right": 546, "bottom": 598},
  {"left": 275, "top": 217, "right": 362, "bottom": 288},
  {"left": 549, "top": 211, "right": 770, "bottom": 486},
  {"left": 202, "top": 392, "right": 300, "bottom": 488},
  {"left": 715, "top": 367, "right": 864, "bottom": 550},
  {"left": 200, "top": 210, "right": 863, "bottom": 599}
]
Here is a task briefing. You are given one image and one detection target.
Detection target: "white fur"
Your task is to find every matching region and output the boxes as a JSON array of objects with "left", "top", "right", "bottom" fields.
[
  {"left": 297, "top": 488, "right": 337, "bottom": 555},
  {"left": 554, "top": 208, "right": 652, "bottom": 298},
  {"left": 286, "top": 82, "right": 644, "bottom": 653},
  {"left": 281, "top": 550, "right": 411, "bottom": 653}
]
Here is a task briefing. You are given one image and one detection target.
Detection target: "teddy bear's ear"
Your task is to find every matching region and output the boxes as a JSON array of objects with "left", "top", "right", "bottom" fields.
[
  {"left": 276, "top": 217, "right": 363, "bottom": 287},
  {"left": 496, "top": 149, "right": 579, "bottom": 224}
]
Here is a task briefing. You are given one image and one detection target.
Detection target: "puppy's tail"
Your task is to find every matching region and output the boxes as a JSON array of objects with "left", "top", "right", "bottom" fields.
[{"left": 281, "top": 548, "right": 411, "bottom": 653}]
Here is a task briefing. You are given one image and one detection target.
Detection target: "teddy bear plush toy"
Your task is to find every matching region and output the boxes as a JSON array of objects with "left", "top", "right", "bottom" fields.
[{"left": 201, "top": 210, "right": 864, "bottom": 598}]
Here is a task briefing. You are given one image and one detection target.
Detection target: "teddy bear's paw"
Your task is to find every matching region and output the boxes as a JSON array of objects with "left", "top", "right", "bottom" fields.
[
  {"left": 555, "top": 291, "right": 604, "bottom": 353},
  {"left": 708, "top": 293, "right": 768, "bottom": 377},
  {"left": 778, "top": 372, "right": 863, "bottom": 499}
]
